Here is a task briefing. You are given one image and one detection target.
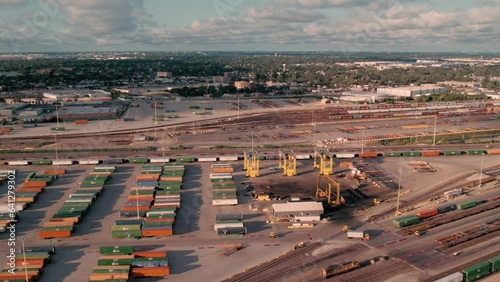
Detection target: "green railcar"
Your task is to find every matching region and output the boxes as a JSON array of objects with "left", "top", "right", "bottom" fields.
[
  {"left": 129, "top": 158, "right": 149, "bottom": 164},
  {"left": 384, "top": 152, "right": 402, "bottom": 157},
  {"left": 176, "top": 157, "right": 194, "bottom": 163},
  {"left": 444, "top": 150, "right": 463, "bottom": 156},
  {"left": 31, "top": 160, "right": 53, "bottom": 165},
  {"left": 462, "top": 261, "right": 490, "bottom": 282},
  {"left": 489, "top": 255, "right": 500, "bottom": 272},
  {"left": 50, "top": 127, "right": 65, "bottom": 131},
  {"left": 457, "top": 200, "right": 477, "bottom": 210},
  {"left": 402, "top": 151, "right": 422, "bottom": 157},
  {"left": 467, "top": 150, "right": 486, "bottom": 155}
]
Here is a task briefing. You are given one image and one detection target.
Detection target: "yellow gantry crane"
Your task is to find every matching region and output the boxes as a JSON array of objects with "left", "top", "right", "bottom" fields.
[
  {"left": 316, "top": 174, "right": 342, "bottom": 207},
  {"left": 244, "top": 151, "right": 260, "bottom": 177},
  {"left": 313, "top": 149, "right": 334, "bottom": 175},
  {"left": 278, "top": 149, "right": 297, "bottom": 176}
]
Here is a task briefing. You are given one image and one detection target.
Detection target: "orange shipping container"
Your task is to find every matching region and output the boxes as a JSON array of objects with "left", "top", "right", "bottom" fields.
[
  {"left": 13, "top": 258, "right": 46, "bottom": 268},
  {"left": 44, "top": 169, "right": 66, "bottom": 175},
  {"left": 212, "top": 168, "right": 234, "bottom": 173},
  {"left": 99, "top": 255, "right": 135, "bottom": 260},
  {"left": 160, "top": 176, "right": 182, "bottom": 182},
  {"left": 23, "top": 181, "right": 47, "bottom": 187},
  {"left": 74, "top": 120, "right": 88, "bottom": 124},
  {"left": 49, "top": 217, "right": 80, "bottom": 223},
  {"left": 133, "top": 251, "right": 167, "bottom": 258},
  {"left": 43, "top": 221, "right": 74, "bottom": 227},
  {"left": 90, "top": 273, "right": 129, "bottom": 280},
  {"left": 0, "top": 273, "right": 36, "bottom": 281},
  {"left": 136, "top": 175, "right": 159, "bottom": 180},
  {"left": 122, "top": 206, "right": 150, "bottom": 212},
  {"left": 131, "top": 266, "right": 170, "bottom": 277},
  {"left": 127, "top": 195, "right": 154, "bottom": 201},
  {"left": 17, "top": 187, "right": 45, "bottom": 193},
  {"left": 487, "top": 149, "right": 500, "bottom": 155},
  {"left": 0, "top": 128, "right": 11, "bottom": 133},
  {"left": 339, "top": 162, "right": 353, "bottom": 168},
  {"left": 359, "top": 152, "right": 378, "bottom": 158},
  {"left": 145, "top": 218, "right": 174, "bottom": 223},
  {"left": 421, "top": 151, "right": 440, "bottom": 156},
  {"left": 141, "top": 229, "right": 172, "bottom": 237},
  {"left": 38, "top": 229, "right": 72, "bottom": 239}
]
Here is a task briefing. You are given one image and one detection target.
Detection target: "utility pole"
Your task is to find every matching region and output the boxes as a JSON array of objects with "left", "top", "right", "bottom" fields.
[
  {"left": 432, "top": 115, "right": 437, "bottom": 146},
  {"left": 54, "top": 135, "right": 59, "bottom": 169},
  {"left": 478, "top": 154, "right": 485, "bottom": 190},
  {"left": 55, "top": 102, "right": 60, "bottom": 128},
  {"left": 20, "top": 237, "right": 28, "bottom": 282},
  {"left": 361, "top": 129, "right": 365, "bottom": 159},
  {"left": 395, "top": 168, "right": 403, "bottom": 216}
]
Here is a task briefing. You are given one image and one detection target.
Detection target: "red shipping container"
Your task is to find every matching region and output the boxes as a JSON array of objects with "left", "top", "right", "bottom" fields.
[
  {"left": 44, "top": 169, "right": 66, "bottom": 175},
  {"left": 38, "top": 229, "right": 72, "bottom": 239},
  {"left": 487, "top": 149, "right": 500, "bottom": 155},
  {"left": 132, "top": 266, "right": 170, "bottom": 277},
  {"left": 133, "top": 251, "right": 167, "bottom": 258},
  {"left": 416, "top": 208, "right": 439, "bottom": 219},
  {"left": 74, "top": 120, "right": 88, "bottom": 124},
  {"left": 23, "top": 181, "right": 47, "bottom": 187},
  {"left": 359, "top": 152, "right": 378, "bottom": 158}
]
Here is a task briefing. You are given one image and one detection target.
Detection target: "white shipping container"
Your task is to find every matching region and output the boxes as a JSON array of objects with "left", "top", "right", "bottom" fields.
[
  {"left": 198, "top": 157, "right": 217, "bottom": 162},
  {"left": 150, "top": 158, "right": 170, "bottom": 163},
  {"left": 347, "top": 230, "right": 365, "bottom": 239},
  {"left": 52, "top": 160, "right": 73, "bottom": 165},
  {"left": 0, "top": 170, "right": 15, "bottom": 174},
  {"left": 214, "top": 222, "right": 244, "bottom": 231},
  {"left": 95, "top": 165, "right": 116, "bottom": 170},
  {"left": 336, "top": 153, "right": 356, "bottom": 159},
  {"left": 433, "top": 272, "right": 463, "bottom": 282},
  {"left": 0, "top": 203, "right": 26, "bottom": 212},
  {"left": 7, "top": 161, "right": 29, "bottom": 166},
  {"left": 218, "top": 156, "right": 238, "bottom": 161},
  {"left": 77, "top": 159, "right": 100, "bottom": 165},
  {"left": 295, "top": 154, "right": 311, "bottom": 160},
  {"left": 212, "top": 199, "right": 238, "bottom": 206},
  {"left": 210, "top": 173, "right": 233, "bottom": 179},
  {"left": 66, "top": 199, "right": 93, "bottom": 203}
]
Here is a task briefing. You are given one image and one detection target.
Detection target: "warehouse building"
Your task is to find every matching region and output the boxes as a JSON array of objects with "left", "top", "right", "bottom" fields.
[
  {"left": 272, "top": 201, "right": 324, "bottom": 222},
  {"left": 377, "top": 85, "right": 446, "bottom": 98},
  {"left": 58, "top": 105, "right": 124, "bottom": 121},
  {"left": 340, "top": 91, "right": 387, "bottom": 102},
  {"left": 43, "top": 90, "right": 112, "bottom": 102}
]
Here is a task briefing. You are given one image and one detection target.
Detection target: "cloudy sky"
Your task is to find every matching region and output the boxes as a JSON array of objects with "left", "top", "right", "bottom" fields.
[{"left": 0, "top": 0, "right": 499, "bottom": 53}]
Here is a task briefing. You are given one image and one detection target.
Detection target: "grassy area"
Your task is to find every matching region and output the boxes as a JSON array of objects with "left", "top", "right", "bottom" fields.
[
  {"left": 0, "top": 147, "right": 157, "bottom": 154},
  {"left": 378, "top": 130, "right": 500, "bottom": 146}
]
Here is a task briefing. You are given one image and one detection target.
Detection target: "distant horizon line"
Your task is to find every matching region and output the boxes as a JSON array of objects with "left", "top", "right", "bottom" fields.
[{"left": 0, "top": 50, "right": 499, "bottom": 55}]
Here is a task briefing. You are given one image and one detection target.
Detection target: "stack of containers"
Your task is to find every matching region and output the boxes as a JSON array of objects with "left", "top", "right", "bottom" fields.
[
  {"left": 1, "top": 171, "right": 55, "bottom": 233},
  {"left": 39, "top": 166, "right": 114, "bottom": 239},
  {"left": 392, "top": 214, "right": 420, "bottom": 228},
  {"left": 90, "top": 246, "right": 169, "bottom": 281},
  {"left": 143, "top": 164, "right": 183, "bottom": 237},
  {"left": 211, "top": 164, "right": 237, "bottom": 206},
  {"left": 0, "top": 246, "right": 56, "bottom": 281}
]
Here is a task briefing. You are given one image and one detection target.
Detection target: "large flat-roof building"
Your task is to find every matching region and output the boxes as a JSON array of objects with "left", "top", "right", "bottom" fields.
[
  {"left": 43, "top": 90, "right": 112, "bottom": 102},
  {"left": 377, "top": 85, "right": 446, "bottom": 98},
  {"left": 340, "top": 91, "right": 387, "bottom": 102},
  {"left": 272, "top": 201, "right": 324, "bottom": 222}
]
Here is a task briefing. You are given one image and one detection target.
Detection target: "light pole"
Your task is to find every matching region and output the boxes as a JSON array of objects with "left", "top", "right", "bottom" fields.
[
  {"left": 54, "top": 135, "right": 59, "bottom": 169},
  {"left": 361, "top": 129, "right": 365, "bottom": 159},
  {"left": 432, "top": 115, "right": 437, "bottom": 146},
  {"left": 395, "top": 168, "right": 403, "bottom": 216},
  {"left": 478, "top": 154, "right": 485, "bottom": 191},
  {"left": 20, "top": 237, "right": 28, "bottom": 282}
]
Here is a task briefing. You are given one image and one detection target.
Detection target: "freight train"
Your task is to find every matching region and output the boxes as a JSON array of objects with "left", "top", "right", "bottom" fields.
[
  {"left": 435, "top": 254, "right": 500, "bottom": 282},
  {"left": 321, "top": 260, "right": 360, "bottom": 279},
  {"left": 1, "top": 148, "right": 499, "bottom": 166},
  {"left": 393, "top": 201, "right": 477, "bottom": 228}
]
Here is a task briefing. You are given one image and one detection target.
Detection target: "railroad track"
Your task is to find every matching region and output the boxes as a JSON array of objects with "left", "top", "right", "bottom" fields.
[
  {"left": 225, "top": 231, "right": 346, "bottom": 282},
  {"left": 442, "top": 229, "right": 500, "bottom": 254},
  {"left": 371, "top": 167, "right": 500, "bottom": 221},
  {"left": 334, "top": 261, "right": 409, "bottom": 282},
  {"left": 422, "top": 249, "right": 500, "bottom": 282},
  {"left": 257, "top": 244, "right": 364, "bottom": 282}
]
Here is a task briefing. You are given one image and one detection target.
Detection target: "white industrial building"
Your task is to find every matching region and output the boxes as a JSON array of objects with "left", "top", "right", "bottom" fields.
[
  {"left": 272, "top": 201, "right": 324, "bottom": 222},
  {"left": 43, "top": 90, "right": 111, "bottom": 102},
  {"left": 340, "top": 91, "right": 387, "bottom": 102},
  {"left": 377, "top": 85, "right": 446, "bottom": 98}
]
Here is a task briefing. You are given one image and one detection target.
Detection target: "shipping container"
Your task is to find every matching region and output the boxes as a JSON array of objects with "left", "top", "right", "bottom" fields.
[
  {"left": 198, "top": 157, "right": 218, "bottom": 162},
  {"left": 100, "top": 246, "right": 134, "bottom": 255},
  {"left": 133, "top": 251, "right": 167, "bottom": 258},
  {"left": 416, "top": 208, "right": 439, "bottom": 219},
  {"left": 131, "top": 266, "right": 170, "bottom": 277},
  {"left": 44, "top": 169, "right": 66, "bottom": 175},
  {"left": 384, "top": 152, "right": 402, "bottom": 157},
  {"left": 336, "top": 153, "right": 356, "bottom": 159},
  {"left": 218, "top": 156, "right": 238, "bottom": 161},
  {"left": 103, "top": 159, "right": 123, "bottom": 164},
  {"left": 422, "top": 151, "right": 440, "bottom": 157},
  {"left": 402, "top": 151, "right": 422, "bottom": 157},
  {"left": 78, "top": 159, "right": 100, "bottom": 165},
  {"left": 74, "top": 120, "right": 88, "bottom": 124},
  {"left": 50, "top": 127, "right": 65, "bottom": 131},
  {"left": 462, "top": 261, "right": 490, "bottom": 282},
  {"left": 129, "top": 158, "right": 149, "bottom": 164},
  {"left": 359, "top": 152, "right": 378, "bottom": 158},
  {"left": 97, "top": 258, "right": 134, "bottom": 266},
  {"left": 489, "top": 255, "right": 500, "bottom": 272},
  {"left": 149, "top": 158, "right": 170, "bottom": 163},
  {"left": 31, "top": 160, "right": 53, "bottom": 165},
  {"left": 487, "top": 149, "right": 500, "bottom": 155},
  {"left": 437, "top": 204, "right": 457, "bottom": 214},
  {"left": 468, "top": 150, "right": 486, "bottom": 155},
  {"left": 444, "top": 150, "right": 463, "bottom": 156},
  {"left": 8, "top": 160, "right": 29, "bottom": 166},
  {"left": 52, "top": 160, "right": 73, "bottom": 166},
  {"left": 457, "top": 200, "right": 477, "bottom": 210}
]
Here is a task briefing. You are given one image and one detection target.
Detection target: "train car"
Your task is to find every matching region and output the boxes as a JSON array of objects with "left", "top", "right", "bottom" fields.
[
  {"left": 416, "top": 208, "right": 438, "bottom": 219},
  {"left": 437, "top": 204, "right": 457, "bottom": 214},
  {"left": 341, "top": 115, "right": 353, "bottom": 119},
  {"left": 322, "top": 260, "right": 359, "bottom": 279},
  {"left": 463, "top": 261, "right": 490, "bottom": 282},
  {"left": 434, "top": 272, "right": 463, "bottom": 282}
]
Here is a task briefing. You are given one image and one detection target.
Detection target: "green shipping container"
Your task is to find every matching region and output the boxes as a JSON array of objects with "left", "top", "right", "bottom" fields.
[
  {"left": 177, "top": 157, "right": 194, "bottom": 163},
  {"left": 97, "top": 258, "right": 134, "bottom": 266},
  {"left": 92, "top": 268, "right": 130, "bottom": 274},
  {"left": 50, "top": 127, "right": 66, "bottom": 131},
  {"left": 100, "top": 246, "right": 134, "bottom": 255},
  {"left": 42, "top": 226, "right": 73, "bottom": 231},
  {"left": 444, "top": 150, "right": 462, "bottom": 156},
  {"left": 463, "top": 261, "right": 490, "bottom": 282},
  {"left": 31, "top": 160, "right": 53, "bottom": 165},
  {"left": 111, "top": 230, "right": 142, "bottom": 238},
  {"left": 457, "top": 200, "right": 477, "bottom": 210},
  {"left": 384, "top": 152, "right": 402, "bottom": 157},
  {"left": 467, "top": 150, "right": 486, "bottom": 155},
  {"left": 402, "top": 151, "right": 422, "bottom": 157},
  {"left": 129, "top": 158, "right": 149, "bottom": 164},
  {"left": 489, "top": 255, "right": 500, "bottom": 272},
  {"left": 111, "top": 225, "right": 142, "bottom": 231},
  {"left": 393, "top": 216, "right": 420, "bottom": 228}
]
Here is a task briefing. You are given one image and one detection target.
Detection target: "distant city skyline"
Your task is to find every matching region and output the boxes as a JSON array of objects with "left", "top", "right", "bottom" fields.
[{"left": 0, "top": 0, "right": 499, "bottom": 53}]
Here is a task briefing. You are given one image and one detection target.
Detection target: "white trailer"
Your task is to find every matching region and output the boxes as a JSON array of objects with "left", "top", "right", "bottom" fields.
[
  {"left": 212, "top": 199, "right": 238, "bottom": 206},
  {"left": 198, "top": 157, "right": 218, "bottom": 162},
  {"left": 52, "top": 160, "right": 74, "bottom": 166},
  {"left": 210, "top": 173, "right": 233, "bottom": 179},
  {"left": 347, "top": 230, "right": 366, "bottom": 239},
  {"left": 7, "top": 161, "right": 29, "bottom": 166},
  {"left": 218, "top": 156, "right": 239, "bottom": 161},
  {"left": 295, "top": 154, "right": 311, "bottom": 160},
  {"left": 433, "top": 272, "right": 463, "bottom": 282},
  {"left": 336, "top": 153, "right": 356, "bottom": 159},
  {"left": 214, "top": 222, "right": 244, "bottom": 231},
  {"left": 77, "top": 159, "right": 100, "bottom": 165},
  {"left": 150, "top": 158, "right": 170, "bottom": 163}
]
